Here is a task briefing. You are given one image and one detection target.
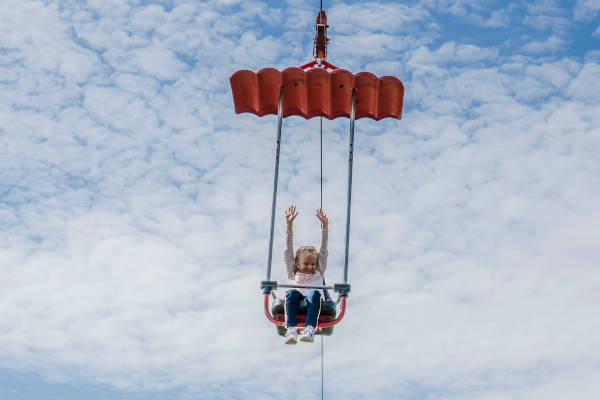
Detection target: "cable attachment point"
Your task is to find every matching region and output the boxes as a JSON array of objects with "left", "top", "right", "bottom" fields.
[
  {"left": 313, "top": 10, "right": 329, "bottom": 61},
  {"left": 261, "top": 280, "right": 278, "bottom": 294},
  {"left": 334, "top": 283, "right": 351, "bottom": 297}
]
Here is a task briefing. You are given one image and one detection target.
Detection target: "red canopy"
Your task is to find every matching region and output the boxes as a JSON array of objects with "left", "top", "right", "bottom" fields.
[{"left": 230, "top": 67, "right": 404, "bottom": 120}]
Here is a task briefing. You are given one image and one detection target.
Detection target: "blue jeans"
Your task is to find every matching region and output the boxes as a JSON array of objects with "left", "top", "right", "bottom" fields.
[{"left": 285, "top": 289, "right": 321, "bottom": 328}]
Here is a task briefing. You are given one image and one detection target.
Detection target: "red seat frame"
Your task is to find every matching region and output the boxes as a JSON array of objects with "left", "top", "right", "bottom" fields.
[{"left": 263, "top": 293, "right": 347, "bottom": 333}]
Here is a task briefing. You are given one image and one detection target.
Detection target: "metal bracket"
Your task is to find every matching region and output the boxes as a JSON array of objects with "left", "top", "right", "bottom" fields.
[
  {"left": 261, "top": 280, "right": 278, "bottom": 294},
  {"left": 334, "top": 283, "right": 351, "bottom": 297}
]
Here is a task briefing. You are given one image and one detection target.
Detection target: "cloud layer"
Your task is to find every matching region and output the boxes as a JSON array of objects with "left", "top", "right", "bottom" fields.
[{"left": 1, "top": 0, "right": 600, "bottom": 399}]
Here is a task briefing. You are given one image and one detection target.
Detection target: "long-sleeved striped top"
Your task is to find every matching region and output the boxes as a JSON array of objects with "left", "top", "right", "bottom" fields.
[{"left": 284, "top": 229, "right": 328, "bottom": 296}]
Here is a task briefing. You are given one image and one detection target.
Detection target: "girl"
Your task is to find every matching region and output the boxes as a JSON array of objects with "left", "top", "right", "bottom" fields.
[{"left": 283, "top": 205, "right": 328, "bottom": 344}]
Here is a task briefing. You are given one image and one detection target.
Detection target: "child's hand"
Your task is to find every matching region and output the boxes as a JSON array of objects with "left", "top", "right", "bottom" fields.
[
  {"left": 316, "top": 208, "right": 328, "bottom": 230},
  {"left": 286, "top": 205, "right": 299, "bottom": 230}
]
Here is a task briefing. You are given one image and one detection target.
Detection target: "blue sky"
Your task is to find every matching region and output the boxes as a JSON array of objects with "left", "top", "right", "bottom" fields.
[{"left": 1, "top": 0, "right": 599, "bottom": 399}]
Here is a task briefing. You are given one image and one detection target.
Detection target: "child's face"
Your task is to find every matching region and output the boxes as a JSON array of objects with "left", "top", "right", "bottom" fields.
[{"left": 298, "top": 254, "right": 317, "bottom": 274}]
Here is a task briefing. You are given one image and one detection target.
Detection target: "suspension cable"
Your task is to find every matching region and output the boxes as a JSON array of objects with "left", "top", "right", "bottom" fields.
[
  {"left": 320, "top": 115, "right": 324, "bottom": 400},
  {"left": 319, "top": 4, "right": 326, "bottom": 399},
  {"left": 320, "top": 117, "right": 323, "bottom": 210}
]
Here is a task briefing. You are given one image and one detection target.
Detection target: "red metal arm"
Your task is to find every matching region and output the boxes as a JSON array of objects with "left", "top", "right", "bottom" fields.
[
  {"left": 299, "top": 60, "right": 318, "bottom": 70},
  {"left": 321, "top": 60, "right": 338, "bottom": 70},
  {"left": 318, "top": 296, "right": 347, "bottom": 328},
  {"left": 299, "top": 60, "right": 339, "bottom": 71},
  {"left": 264, "top": 293, "right": 284, "bottom": 326}
]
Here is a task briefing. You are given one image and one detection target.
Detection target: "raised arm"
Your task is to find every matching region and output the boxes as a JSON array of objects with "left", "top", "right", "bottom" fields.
[
  {"left": 316, "top": 209, "right": 329, "bottom": 275},
  {"left": 284, "top": 205, "right": 298, "bottom": 278}
]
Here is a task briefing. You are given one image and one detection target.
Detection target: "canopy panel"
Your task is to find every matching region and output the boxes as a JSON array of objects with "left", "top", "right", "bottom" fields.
[{"left": 230, "top": 67, "right": 404, "bottom": 120}]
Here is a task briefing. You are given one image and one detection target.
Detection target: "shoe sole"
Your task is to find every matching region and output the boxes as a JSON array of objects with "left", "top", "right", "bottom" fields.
[
  {"left": 299, "top": 336, "right": 314, "bottom": 343},
  {"left": 285, "top": 337, "right": 297, "bottom": 345}
]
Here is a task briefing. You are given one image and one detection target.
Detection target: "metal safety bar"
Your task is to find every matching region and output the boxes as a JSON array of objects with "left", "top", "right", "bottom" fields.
[
  {"left": 265, "top": 86, "right": 285, "bottom": 281},
  {"left": 277, "top": 283, "right": 334, "bottom": 290},
  {"left": 262, "top": 280, "right": 351, "bottom": 295}
]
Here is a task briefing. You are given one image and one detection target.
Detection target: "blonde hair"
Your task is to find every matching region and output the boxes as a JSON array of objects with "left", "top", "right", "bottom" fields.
[{"left": 294, "top": 245, "right": 319, "bottom": 273}]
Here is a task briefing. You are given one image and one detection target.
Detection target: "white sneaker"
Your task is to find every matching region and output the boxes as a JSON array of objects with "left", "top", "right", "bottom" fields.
[
  {"left": 285, "top": 327, "right": 298, "bottom": 344},
  {"left": 299, "top": 327, "right": 315, "bottom": 343}
]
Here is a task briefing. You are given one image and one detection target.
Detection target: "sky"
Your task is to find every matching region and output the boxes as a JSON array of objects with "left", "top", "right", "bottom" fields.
[{"left": 1, "top": 0, "right": 599, "bottom": 399}]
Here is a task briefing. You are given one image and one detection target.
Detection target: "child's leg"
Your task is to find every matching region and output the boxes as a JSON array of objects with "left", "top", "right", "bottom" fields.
[
  {"left": 304, "top": 289, "right": 322, "bottom": 329},
  {"left": 285, "top": 289, "right": 303, "bottom": 328}
]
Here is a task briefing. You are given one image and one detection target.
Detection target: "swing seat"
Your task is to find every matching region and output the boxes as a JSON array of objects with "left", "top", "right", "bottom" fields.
[{"left": 271, "top": 297, "right": 337, "bottom": 336}]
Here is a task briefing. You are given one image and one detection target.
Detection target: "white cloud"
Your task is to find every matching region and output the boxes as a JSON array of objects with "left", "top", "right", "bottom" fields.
[
  {"left": 420, "top": 0, "right": 489, "bottom": 17},
  {"left": 127, "top": 39, "right": 188, "bottom": 81},
  {"left": 521, "top": 36, "right": 565, "bottom": 54},
  {"left": 409, "top": 41, "right": 499, "bottom": 69},
  {"left": 566, "top": 62, "right": 600, "bottom": 103},
  {"left": 484, "top": 7, "right": 512, "bottom": 28},
  {"left": 574, "top": 0, "right": 600, "bottom": 21},
  {"left": 419, "top": 0, "right": 518, "bottom": 30},
  {"left": 330, "top": 2, "right": 430, "bottom": 34},
  {"left": 521, "top": 1, "right": 572, "bottom": 34},
  {"left": 525, "top": 58, "right": 580, "bottom": 91}
]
